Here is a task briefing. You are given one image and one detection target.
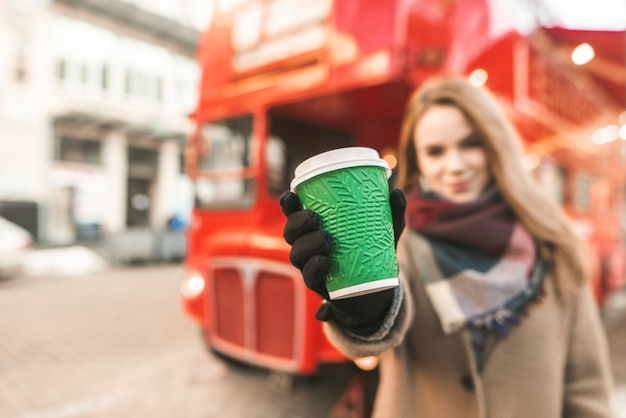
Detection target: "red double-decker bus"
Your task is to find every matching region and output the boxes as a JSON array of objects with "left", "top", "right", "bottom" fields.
[{"left": 180, "top": 0, "right": 625, "bottom": 376}]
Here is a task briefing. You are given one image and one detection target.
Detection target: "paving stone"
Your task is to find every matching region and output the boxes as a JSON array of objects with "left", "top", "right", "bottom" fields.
[
  {"left": 0, "top": 266, "right": 350, "bottom": 418},
  {"left": 1, "top": 264, "right": 625, "bottom": 417}
]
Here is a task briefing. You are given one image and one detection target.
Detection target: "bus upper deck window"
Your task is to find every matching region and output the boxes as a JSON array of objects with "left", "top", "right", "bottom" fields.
[{"left": 195, "top": 115, "right": 255, "bottom": 209}]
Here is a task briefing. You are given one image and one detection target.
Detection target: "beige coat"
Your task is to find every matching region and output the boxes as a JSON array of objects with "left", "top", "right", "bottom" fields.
[{"left": 325, "top": 230, "right": 614, "bottom": 418}]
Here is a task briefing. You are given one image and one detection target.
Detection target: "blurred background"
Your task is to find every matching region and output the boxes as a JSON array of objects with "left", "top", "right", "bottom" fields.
[
  {"left": 0, "top": 0, "right": 623, "bottom": 266},
  {"left": 0, "top": 0, "right": 625, "bottom": 417},
  {"left": 0, "top": 0, "right": 211, "bottom": 258}
]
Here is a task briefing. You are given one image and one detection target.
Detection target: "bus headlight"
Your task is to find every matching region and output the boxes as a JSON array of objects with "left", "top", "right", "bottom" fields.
[{"left": 180, "top": 270, "right": 205, "bottom": 299}]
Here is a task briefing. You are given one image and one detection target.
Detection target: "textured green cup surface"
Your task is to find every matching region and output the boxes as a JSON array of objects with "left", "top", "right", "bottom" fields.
[{"left": 295, "top": 165, "right": 399, "bottom": 300}]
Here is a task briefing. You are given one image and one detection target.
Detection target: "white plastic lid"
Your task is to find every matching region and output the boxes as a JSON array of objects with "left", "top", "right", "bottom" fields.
[{"left": 290, "top": 147, "right": 391, "bottom": 191}]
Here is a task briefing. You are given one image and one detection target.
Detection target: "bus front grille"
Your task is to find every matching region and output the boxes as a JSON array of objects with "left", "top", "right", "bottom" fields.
[{"left": 207, "top": 257, "right": 304, "bottom": 372}]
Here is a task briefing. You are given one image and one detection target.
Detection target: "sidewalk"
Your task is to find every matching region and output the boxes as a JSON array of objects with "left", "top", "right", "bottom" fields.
[{"left": 23, "top": 245, "right": 111, "bottom": 277}]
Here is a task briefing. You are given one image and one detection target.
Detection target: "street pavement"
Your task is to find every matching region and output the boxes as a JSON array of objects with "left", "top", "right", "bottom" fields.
[
  {"left": 0, "top": 260, "right": 352, "bottom": 418},
  {"left": 1, "top": 246, "right": 626, "bottom": 417}
]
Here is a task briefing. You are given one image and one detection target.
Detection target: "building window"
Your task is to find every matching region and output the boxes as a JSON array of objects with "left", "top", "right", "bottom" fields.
[
  {"left": 56, "top": 58, "right": 109, "bottom": 93},
  {"left": 101, "top": 66, "right": 109, "bottom": 90},
  {"left": 127, "top": 147, "right": 158, "bottom": 178},
  {"left": 14, "top": 52, "right": 27, "bottom": 83},
  {"left": 56, "top": 59, "right": 66, "bottom": 80},
  {"left": 124, "top": 69, "right": 163, "bottom": 103},
  {"left": 52, "top": 16, "right": 116, "bottom": 95},
  {"left": 54, "top": 136, "right": 102, "bottom": 166}
]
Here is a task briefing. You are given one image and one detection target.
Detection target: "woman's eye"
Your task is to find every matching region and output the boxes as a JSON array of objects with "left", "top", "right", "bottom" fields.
[
  {"left": 464, "top": 141, "right": 482, "bottom": 148},
  {"left": 462, "top": 135, "right": 483, "bottom": 148},
  {"left": 425, "top": 147, "right": 443, "bottom": 156}
]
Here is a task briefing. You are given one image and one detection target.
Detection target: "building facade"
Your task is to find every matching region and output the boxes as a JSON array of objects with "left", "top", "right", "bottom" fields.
[{"left": 0, "top": 0, "right": 208, "bottom": 245}]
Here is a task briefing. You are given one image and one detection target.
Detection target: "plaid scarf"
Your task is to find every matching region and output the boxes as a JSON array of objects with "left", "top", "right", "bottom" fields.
[{"left": 407, "top": 186, "right": 544, "bottom": 338}]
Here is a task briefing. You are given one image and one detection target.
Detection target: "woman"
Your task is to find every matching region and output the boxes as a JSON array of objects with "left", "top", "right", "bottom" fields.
[{"left": 280, "top": 77, "right": 613, "bottom": 417}]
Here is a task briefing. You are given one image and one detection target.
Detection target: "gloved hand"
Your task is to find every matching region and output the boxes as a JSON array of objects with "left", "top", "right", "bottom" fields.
[{"left": 280, "top": 189, "right": 406, "bottom": 336}]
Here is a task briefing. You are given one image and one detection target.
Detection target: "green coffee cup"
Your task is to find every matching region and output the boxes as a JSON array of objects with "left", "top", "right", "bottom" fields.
[{"left": 290, "top": 147, "right": 399, "bottom": 300}]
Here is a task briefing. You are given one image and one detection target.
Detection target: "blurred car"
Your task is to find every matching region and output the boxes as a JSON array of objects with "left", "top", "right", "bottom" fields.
[{"left": 0, "top": 216, "right": 33, "bottom": 279}]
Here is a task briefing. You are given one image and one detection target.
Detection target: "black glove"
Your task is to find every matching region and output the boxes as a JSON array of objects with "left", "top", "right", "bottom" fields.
[{"left": 280, "top": 189, "right": 406, "bottom": 336}]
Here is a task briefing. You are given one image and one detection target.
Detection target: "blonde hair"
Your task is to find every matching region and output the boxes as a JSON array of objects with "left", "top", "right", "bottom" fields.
[{"left": 396, "top": 77, "right": 590, "bottom": 296}]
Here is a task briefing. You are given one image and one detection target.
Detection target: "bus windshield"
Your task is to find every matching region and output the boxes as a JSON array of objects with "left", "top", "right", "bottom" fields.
[{"left": 195, "top": 114, "right": 255, "bottom": 209}]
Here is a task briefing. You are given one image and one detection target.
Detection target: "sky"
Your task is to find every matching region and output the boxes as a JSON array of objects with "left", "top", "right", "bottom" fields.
[
  {"left": 204, "top": 0, "right": 626, "bottom": 31},
  {"left": 541, "top": 0, "right": 626, "bottom": 30}
]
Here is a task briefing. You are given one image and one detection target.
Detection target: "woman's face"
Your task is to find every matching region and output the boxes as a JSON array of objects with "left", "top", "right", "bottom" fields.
[{"left": 413, "top": 104, "right": 491, "bottom": 203}]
